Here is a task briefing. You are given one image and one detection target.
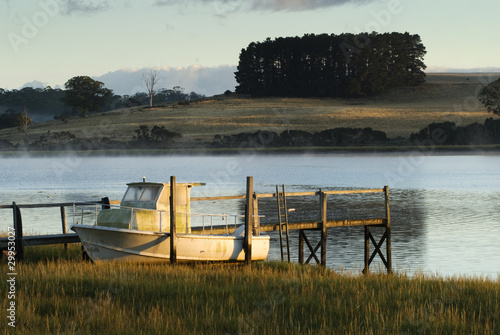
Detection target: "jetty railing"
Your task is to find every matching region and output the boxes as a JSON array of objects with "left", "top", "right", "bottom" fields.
[{"left": 0, "top": 199, "right": 116, "bottom": 260}]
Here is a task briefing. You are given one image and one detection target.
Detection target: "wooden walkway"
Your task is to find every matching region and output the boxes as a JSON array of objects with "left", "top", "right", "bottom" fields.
[
  {"left": 0, "top": 200, "right": 116, "bottom": 259},
  {"left": 1, "top": 177, "right": 391, "bottom": 274}
]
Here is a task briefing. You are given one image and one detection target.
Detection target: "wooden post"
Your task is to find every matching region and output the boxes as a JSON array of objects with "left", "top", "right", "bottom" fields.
[
  {"left": 320, "top": 190, "right": 327, "bottom": 267},
  {"left": 384, "top": 186, "right": 392, "bottom": 274},
  {"left": 170, "top": 176, "right": 177, "bottom": 264},
  {"left": 298, "top": 230, "right": 304, "bottom": 264},
  {"left": 363, "top": 225, "right": 370, "bottom": 275},
  {"left": 244, "top": 176, "right": 253, "bottom": 265},
  {"left": 60, "top": 206, "right": 68, "bottom": 251},
  {"left": 252, "top": 192, "right": 259, "bottom": 236},
  {"left": 13, "top": 202, "right": 24, "bottom": 261}
]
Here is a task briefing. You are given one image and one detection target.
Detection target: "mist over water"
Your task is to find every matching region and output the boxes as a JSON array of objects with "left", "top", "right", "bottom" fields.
[{"left": 1, "top": 153, "right": 499, "bottom": 277}]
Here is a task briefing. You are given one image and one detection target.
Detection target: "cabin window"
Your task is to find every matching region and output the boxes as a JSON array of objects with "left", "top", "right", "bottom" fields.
[{"left": 123, "top": 185, "right": 161, "bottom": 202}]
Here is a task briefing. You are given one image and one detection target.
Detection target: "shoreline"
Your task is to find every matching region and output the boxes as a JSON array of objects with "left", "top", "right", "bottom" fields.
[{"left": 1, "top": 144, "right": 500, "bottom": 157}]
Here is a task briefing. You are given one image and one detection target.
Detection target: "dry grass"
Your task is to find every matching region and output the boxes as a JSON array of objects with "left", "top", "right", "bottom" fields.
[
  {"left": 1, "top": 244, "right": 499, "bottom": 334},
  {"left": 1, "top": 73, "right": 498, "bottom": 146}
]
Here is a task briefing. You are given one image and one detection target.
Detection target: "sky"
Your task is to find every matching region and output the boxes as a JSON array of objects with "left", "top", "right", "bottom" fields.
[{"left": 1, "top": 0, "right": 500, "bottom": 96}]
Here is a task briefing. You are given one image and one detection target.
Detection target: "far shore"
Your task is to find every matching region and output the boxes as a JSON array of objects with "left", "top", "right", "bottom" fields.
[
  {"left": 2, "top": 143, "right": 500, "bottom": 157},
  {"left": 1, "top": 73, "right": 499, "bottom": 150}
]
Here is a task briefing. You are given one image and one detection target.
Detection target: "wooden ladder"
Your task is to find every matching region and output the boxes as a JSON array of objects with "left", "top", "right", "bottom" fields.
[{"left": 276, "top": 184, "right": 291, "bottom": 262}]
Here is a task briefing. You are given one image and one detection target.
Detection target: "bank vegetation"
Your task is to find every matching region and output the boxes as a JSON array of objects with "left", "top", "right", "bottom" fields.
[{"left": 1, "top": 244, "right": 498, "bottom": 334}]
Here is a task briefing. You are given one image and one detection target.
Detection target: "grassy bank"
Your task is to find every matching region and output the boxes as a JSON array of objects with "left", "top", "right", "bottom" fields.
[
  {"left": 0, "top": 73, "right": 497, "bottom": 147},
  {"left": 2, "top": 245, "right": 499, "bottom": 334}
]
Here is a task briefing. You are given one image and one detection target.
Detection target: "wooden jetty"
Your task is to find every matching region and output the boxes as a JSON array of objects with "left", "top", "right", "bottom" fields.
[
  {"left": 1, "top": 176, "right": 391, "bottom": 274},
  {"left": 188, "top": 177, "right": 391, "bottom": 274}
]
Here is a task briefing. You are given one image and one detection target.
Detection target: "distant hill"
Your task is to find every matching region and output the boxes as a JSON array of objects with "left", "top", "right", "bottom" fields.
[{"left": 0, "top": 73, "right": 498, "bottom": 148}]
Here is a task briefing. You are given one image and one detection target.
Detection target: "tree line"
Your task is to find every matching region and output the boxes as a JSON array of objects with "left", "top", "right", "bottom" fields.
[
  {"left": 0, "top": 78, "right": 205, "bottom": 128},
  {"left": 235, "top": 32, "right": 427, "bottom": 97},
  {"left": 6, "top": 124, "right": 182, "bottom": 151}
]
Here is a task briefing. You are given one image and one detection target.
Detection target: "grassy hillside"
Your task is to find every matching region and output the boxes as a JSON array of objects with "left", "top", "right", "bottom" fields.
[{"left": 1, "top": 73, "right": 498, "bottom": 146}]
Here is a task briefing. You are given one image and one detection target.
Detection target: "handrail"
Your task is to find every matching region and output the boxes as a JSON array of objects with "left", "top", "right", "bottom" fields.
[
  {"left": 191, "top": 188, "right": 385, "bottom": 201},
  {"left": 179, "top": 212, "right": 265, "bottom": 235},
  {"left": 0, "top": 201, "right": 108, "bottom": 209},
  {"left": 323, "top": 188, "right": 384, "bottom": 195},
  {"left": 191, "top": 195, "right": 246, "bottom": 201}
]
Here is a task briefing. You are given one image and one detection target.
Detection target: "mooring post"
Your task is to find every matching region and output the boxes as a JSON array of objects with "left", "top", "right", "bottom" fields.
[
  {"left": 60, "top": 206, "right": 68, "bottom": 252},
  {"left": 320, "top": 190, "right": 327, "bottom": 267},
  {"left": 244, "top": 176, "right": 253, "bottom": 265},
  {"left": 170, "top": 176, "right": 177, "bottom": 264},
  {"left": 252, "top": 192, "right": 259, "bottom": 236},
  {"left": 298, "top": 230, "right": 304, "bottom": 264},
  {"left": 384, "top": 186, "right": 392, "bottom": 274},
  {"left": 363, "top": 226, "right": 370, "bottom": 275},
  {"left": 13, "top": 202, "right": 24, "bottom": 261}
]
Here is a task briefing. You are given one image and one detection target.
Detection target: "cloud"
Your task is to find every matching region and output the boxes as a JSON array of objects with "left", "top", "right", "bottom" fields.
[
  {"left": 59, "top": 0, "right": 111, "bottom": 15},
  {"left": 154, "top": 0, "right": 176, "bottom": 6},
  {"left": 154, "top": 0, "right": 373, "bottom": 13},
  {"left": 249, "top": 0, "right": 373, "bottom": 11},
  {"left": 21, "top": 80, "right": 50, "bottom": 89},
  {"left": 94, "top": 65, "right": 237, "bottom": 97}
]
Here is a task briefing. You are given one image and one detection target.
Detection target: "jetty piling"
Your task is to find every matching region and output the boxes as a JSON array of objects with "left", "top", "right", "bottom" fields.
[
  {"left": 170, "top": 176, "right": 177, "bottom": 264},
  {"left": 363, "top": 186, "right": 392, "bottom": 274},
  {"left": 13, "top": 202, "right": 24, "bottom": 260},
  {"left": 320, "top": 190, "right": 327, "bottom": 267},
  {"left": 244, "top": 176, "right": 254, "bottom": 265},
  {"left": 60, "top": 205, "right": 68, "bottom": 251}
]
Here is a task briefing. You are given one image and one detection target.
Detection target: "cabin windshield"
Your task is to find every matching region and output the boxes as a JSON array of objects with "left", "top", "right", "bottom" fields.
[{"left": 123, "top": 185, "right": 162, "bottom": 202}]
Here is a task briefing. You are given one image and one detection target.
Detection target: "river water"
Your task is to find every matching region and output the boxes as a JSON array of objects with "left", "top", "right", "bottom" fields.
[{"left": 1, "top": 153, "right": 499, "bottom": 278}]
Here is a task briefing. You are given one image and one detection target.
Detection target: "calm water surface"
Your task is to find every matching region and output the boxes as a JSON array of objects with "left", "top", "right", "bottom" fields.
[{"left": 1, "top": 153, "right": 499, "bottom": 277}]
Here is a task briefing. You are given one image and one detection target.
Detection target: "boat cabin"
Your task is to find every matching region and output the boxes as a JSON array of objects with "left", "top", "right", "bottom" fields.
[{"left": 96, "top": 181, "right": 204, "bottom": 233}]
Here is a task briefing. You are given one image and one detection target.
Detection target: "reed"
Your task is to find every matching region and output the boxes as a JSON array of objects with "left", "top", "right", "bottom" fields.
[{"left": 1, "top": 245, "right": 498, "bottom": 334}]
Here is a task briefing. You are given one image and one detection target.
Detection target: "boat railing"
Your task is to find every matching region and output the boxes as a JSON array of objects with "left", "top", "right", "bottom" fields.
[
  {"left": 178, "top": 212, "right": 265, "bottom": 235},
  {"left": 71, "top": 202, "right": 165, "bottom": 229},
  {"left": 71, "top": 202, "right": 264, "bottom": 235},
  {"left": 71, "top": 202, "right": 103, "bottom": 227}
]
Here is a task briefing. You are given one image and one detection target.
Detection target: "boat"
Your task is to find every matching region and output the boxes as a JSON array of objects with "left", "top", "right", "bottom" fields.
[{"left": 71, "top": 180, "right": 270, "bottom": 263}]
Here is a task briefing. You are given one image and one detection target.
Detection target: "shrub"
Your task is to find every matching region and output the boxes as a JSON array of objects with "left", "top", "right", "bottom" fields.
[{"left": 410, "top": 118, "right": 500, "bottom": 145}]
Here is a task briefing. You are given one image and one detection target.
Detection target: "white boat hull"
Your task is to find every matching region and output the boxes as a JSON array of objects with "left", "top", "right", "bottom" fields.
[{"left": 72, "top": 225, "right": 270, "bottom": 263}]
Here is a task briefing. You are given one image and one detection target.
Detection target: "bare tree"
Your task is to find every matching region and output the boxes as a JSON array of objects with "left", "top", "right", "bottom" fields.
[
  {"left": 143, "top": 68, "right": 160, "bottom": 107},
  {"left": 17, "top": 107, "right": 32, "bottom": 146}
]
